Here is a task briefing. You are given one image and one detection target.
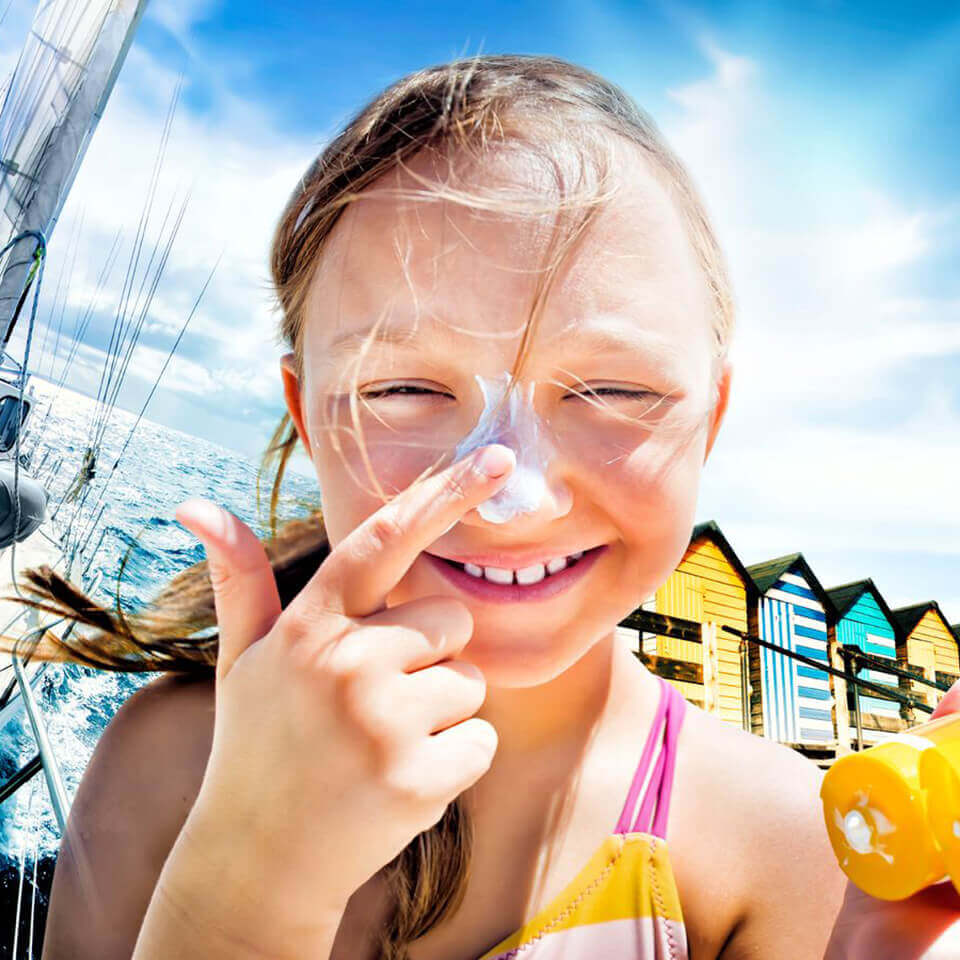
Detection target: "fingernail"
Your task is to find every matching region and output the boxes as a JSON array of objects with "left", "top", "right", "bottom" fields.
[
  {"left": 176, "top": 499, "right": 226, "bottom": 538},
  {"left": 474, "top": 445, "right": 515, "bottom": 478}
]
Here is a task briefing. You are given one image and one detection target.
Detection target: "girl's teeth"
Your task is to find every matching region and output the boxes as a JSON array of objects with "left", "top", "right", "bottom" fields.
[
  {"left": 484, "top": 566, "right": 514, "bottom": 585},
  {"left": 516, "top": 563, "right": 546, "bottom": 585},
  {"left": 457, "top": 551, "right": 588, "bottom": 584}
]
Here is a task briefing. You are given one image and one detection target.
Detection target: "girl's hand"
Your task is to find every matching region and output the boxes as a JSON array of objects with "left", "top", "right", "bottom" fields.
[
  {"left": 171, "top": 444, "right": 515, "bottom": 945},
  {"left": 824, "top": 681, "right": 960, "bottom": 959}
]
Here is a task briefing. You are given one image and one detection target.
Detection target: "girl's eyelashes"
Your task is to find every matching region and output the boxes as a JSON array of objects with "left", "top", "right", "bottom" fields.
[
  {"left": 566, "top": 386, "right": 659, "bottom": 400},
  {"left": 359, "top": 384, "right": 454, "bottom": 399}
]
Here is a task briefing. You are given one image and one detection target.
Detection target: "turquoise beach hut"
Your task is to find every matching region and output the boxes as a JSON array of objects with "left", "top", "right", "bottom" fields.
[
  {"left": 824, "top": 579, "right": 901, "bottom": 745},
  {"left": 745, "top": 553, "right": 836, "bottom": 747}
]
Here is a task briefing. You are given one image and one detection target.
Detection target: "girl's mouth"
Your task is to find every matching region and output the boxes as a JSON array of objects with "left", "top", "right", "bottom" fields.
[{"left": 422, "top": 544, "right": 608, "bottom": 603}]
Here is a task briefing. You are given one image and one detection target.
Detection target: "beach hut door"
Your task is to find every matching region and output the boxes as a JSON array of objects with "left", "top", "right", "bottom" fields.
[{"left": 759, "top": 596, "right": 801, "bottom": 743}]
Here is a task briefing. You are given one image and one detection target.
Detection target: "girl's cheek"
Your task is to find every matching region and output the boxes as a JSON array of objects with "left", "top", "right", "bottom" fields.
[
  {"left": 586, "top": 434, "right": 699, "bottom": 515},
  {"left": 311, "top": 427, "right": 452, "bottom": 543},
  {"left": 596, "top": 436, "right": 706, "bottom": 570}
]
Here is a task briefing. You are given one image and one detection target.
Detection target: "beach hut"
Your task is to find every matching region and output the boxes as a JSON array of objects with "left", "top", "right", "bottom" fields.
[
  {"left": 825, "top": 579, "right": 901, "bottom": 747},
  {"left": 891, "top": 602, "right": 960, "bottom": 710},
  {"left": 745, "top": 553, "right": 836, "bottom": 747},
  {"left": 620, "top": 520, "right": 757, "bottom": 727}
]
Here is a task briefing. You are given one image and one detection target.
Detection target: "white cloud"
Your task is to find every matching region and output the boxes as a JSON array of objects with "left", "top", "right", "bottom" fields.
[
  {"left": 52, "top": 42, "right": 312, "bottom": 362},
  {"left": 147, "top": 0, "right": 220, "bottom": 39},
  {"left": 655, "top": 35, "right": 959, "bottom": 597}
]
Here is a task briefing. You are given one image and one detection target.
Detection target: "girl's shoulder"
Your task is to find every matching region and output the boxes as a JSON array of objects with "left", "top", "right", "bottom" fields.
[
  {"left": 670, "top": 703, "right": 846, "bottom": 959},
  {"left": 42, "top": 672, "right": 216, "bottom": 960}
]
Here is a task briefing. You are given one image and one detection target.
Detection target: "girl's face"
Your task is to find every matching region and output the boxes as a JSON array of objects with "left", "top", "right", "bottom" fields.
[{"left": 281, "top": 139, "right": 732, "bottom": 687}]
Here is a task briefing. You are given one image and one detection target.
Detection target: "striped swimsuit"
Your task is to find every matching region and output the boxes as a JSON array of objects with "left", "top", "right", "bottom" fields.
[{"left": 478, "top": 675, "right": 690, "bottom": 959}]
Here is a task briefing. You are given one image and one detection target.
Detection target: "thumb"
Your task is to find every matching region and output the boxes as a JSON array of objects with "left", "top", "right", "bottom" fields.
[
  {"left": 175, "top": 497, "right": 282, "bottom": 682},
  {"left": 931, "top": 678, "right": 960, "bottom": 720}
]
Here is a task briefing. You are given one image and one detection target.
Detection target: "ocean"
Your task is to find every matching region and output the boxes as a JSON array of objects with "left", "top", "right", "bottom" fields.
[{"left": 0, "top": 377, "right": 319, "bottom": 957}]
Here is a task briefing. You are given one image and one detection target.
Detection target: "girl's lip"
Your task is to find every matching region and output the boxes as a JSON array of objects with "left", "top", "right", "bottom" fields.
[{"left": 421, "top": 544, "right": 608, "bottom": 603}]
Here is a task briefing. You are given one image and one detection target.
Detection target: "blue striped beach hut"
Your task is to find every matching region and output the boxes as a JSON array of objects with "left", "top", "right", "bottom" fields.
[
  {"left": 745, "top": 553, "right": 836, "bottom": 747},
  {"left": 825, "top": 579, "right": 901, "bottom": 745}
]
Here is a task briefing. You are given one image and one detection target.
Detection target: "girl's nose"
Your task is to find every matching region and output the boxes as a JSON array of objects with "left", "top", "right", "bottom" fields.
[{"left": 461, "top": 460, "right": 574, "bottom": 528}]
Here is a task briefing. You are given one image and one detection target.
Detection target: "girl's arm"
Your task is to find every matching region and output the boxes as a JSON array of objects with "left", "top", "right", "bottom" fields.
[
  {"left": 713, "top": 740, "right": 848, "bottom": 959},
  {"left": 132, "top": 797, "right": 345, "bottom": 960},
  {"left": 42, "top": 674, "right": 344, "bottom": 960},
  {"left": 41, "top": 674, "right": 214, "bottom": 959}
]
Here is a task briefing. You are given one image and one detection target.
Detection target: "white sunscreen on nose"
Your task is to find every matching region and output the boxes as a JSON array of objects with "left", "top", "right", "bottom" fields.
[{"left": 453, "top": 372, "right": 554, "bottom": 523}]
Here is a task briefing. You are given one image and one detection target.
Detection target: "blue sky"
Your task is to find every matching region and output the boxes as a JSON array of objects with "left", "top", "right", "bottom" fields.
[{"left": 1, "top": 0, "right": 958, "bottom": 621}]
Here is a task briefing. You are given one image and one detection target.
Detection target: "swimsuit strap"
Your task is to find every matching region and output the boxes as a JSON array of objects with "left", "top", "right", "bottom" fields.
[
  {"left": 613, "top": 674, "right": 668, "bottom": 834},
  {"left": 647, "top": 679, "right": 685, "bottom": 839},
  {"left": 613, "top": 675, "right": 686, "bottom": 839}
]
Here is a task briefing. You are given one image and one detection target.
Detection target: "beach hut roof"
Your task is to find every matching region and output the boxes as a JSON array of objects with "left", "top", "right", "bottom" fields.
[
  {"left": 690, "top": 520, "right": 759, "bottom": 601},
  {"left": 953, "top": 623, "right": 960, "bottom": 642},
  {"left": 825, "top": 578, "right": 900, "bottom": 635},
  {"left": 745, "top": 552, "right": 837, "bottom": 619},
  {"left": 891, "top": 601, "right": 955, "bottom": 640}
]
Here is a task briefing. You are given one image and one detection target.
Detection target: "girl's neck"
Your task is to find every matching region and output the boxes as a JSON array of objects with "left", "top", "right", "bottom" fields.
[
  {"left": 475, "top": 632, "right": 656, "bottom": 763},
  {"left": 462, "top": 635, "right": 662, "bottom": 858}
]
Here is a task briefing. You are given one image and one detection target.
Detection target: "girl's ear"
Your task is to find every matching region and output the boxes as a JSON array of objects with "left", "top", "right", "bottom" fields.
[
  {"left": 280, "top": 352, "right": 312, "bottom": 459},
  {"left": 703, "top": 360, "right": 733, "bottom": 464}
]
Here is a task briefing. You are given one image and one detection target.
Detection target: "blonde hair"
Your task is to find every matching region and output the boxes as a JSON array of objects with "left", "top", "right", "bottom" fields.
[{"left": 5, "top": 53, "right": 734, "bottom": 958}]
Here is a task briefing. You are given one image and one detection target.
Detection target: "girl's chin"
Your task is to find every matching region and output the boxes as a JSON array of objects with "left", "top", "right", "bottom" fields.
[{"left": 458, "top": 630, "right": 596, "bottom": 688}]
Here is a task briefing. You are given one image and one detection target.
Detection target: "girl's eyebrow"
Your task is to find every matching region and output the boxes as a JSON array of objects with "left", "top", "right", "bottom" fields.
[
  {"left": 326, "top": 318, "right": 457, "bottom": 358},
  {"left": 542, "top": 317, "right": 688, "bottom": 379},
  {"left": 325, "top": 313, "right": 684, "bottom": 368},
  {"left": 547, "top": 322, "right": 682, "bottom": 362}
]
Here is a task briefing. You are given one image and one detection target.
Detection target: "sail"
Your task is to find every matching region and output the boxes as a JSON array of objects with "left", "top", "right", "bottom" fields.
[{"left": 0, "top": 0, "right": 148, "bottom": 343}]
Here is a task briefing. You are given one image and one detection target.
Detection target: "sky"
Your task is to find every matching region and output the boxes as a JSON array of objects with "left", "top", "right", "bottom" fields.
[{"left": 0, "top": 0, "right": 958, "bottom": 623}]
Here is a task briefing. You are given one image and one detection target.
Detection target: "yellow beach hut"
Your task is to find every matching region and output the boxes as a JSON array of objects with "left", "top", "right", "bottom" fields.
[
  {"left": 620, "top": 520, "right": 757, "bottom": 728},
  {"left": 891, "top": 602, "right": 960, "bottom": 710}
]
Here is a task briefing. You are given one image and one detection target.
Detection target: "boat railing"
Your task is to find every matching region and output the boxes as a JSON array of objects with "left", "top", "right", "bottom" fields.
[
  {"left": 0, "top": 611, "right": 79, "bottom": 834},
  {"left": 7, "top": 650, "right": 69, "bottom": 833},
  {"left": 0, "top": 569, "right": 103, "bottom": 832}
]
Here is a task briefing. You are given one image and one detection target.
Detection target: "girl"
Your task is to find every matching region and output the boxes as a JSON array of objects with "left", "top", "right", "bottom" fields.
[{"left": 14, "top": 53, "right": 956, "bottom": 960}]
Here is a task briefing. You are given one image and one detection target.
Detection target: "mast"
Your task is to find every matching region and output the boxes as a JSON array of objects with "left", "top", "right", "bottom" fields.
[{"left": 0, "top": 0, "right": 149, "bottom": 346}]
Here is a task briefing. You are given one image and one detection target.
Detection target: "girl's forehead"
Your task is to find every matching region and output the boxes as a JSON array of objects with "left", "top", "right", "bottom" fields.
[{"left": 303, "top": 143, "right": 712, "bottom": 367}]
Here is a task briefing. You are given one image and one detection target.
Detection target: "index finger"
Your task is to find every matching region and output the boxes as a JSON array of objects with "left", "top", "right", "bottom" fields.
[{"left": 290, "top": 443, "right": 516, "bottom": 620}]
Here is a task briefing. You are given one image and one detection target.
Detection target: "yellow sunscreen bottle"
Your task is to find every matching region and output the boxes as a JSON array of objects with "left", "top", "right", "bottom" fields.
[
  {"left": 820, "top": 713, "right": 960, "bottom": 900},
  {"left": 919, "top": 738, "right": 960, "bottom": 898}
]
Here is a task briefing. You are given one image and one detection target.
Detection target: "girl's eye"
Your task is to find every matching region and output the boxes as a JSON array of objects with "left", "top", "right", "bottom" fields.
[
  {"left": 567, "top": 386, "right": 660, "bottom": 400},
  {"left": 359, "top": 384, "right": 452, "bottom": 399}
]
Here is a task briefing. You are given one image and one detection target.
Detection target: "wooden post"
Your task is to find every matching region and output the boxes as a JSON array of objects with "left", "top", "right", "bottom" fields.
[
  {"left": 924, "top": 665, "right": 937, "bottom": 710},
  {"left": 844, "top": 648, "right": 864, "bottom": 751},
  {"left": 830, "top": 642, "right": 852, "bottom": 757},
  {"left": 899, "top": 661, "right": 916, "bottom": 727},
  {"left": 702, "top": 620, "right": 719, "bottom": 714},
  {"left": 740, "top": 637, "right": 751, "bottom": 732}
]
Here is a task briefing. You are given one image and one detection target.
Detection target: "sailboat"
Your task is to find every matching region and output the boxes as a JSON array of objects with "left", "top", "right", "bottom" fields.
[{"left": 0, "top": 0, "right": 212, "bottom": 954}]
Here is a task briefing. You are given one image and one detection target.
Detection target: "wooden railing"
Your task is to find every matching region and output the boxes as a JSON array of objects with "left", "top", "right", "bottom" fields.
[{"left": 621, "top": 613, "right": 958, "bottom": 752}]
